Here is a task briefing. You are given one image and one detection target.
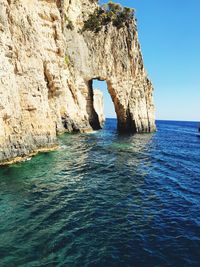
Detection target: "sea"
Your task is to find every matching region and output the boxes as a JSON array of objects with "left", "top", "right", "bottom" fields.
[{"left": 0, "top": 119, "right": 199, "bottom": 267}]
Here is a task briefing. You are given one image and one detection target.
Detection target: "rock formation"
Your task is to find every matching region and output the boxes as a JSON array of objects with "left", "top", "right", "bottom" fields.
[
  {"left": 0, "top": 0, "right": 156, "bottom": 165},
  {"left": 93, "top": 89, "right": 105, "bottom": 128}
]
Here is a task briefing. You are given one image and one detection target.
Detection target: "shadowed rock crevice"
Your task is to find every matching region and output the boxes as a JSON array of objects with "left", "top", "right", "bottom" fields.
[{"left": 87, "top": 79, "right": 101, "bottom": 130}]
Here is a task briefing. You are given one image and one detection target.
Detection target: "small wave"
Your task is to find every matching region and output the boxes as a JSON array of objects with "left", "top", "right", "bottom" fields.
[{"left": 0, "top": 120, "right": 199, "bottom": 266}]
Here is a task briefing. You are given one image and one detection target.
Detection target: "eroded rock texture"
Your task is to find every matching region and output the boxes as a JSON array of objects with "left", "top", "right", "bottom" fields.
[
  {"left": 93, "top": 89, "right": 105, "bottom": 128},
  {"left": 0, "top": 0, "right": 155, "bottom": 164}
]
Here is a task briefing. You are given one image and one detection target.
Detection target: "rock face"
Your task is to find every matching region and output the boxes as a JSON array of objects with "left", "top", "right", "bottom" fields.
[
  {"left": 0, "top": 0, "right": 155, "bottom": 164},
  {"left": 93, "top": 89, "right": 105, "bottom": 128}
]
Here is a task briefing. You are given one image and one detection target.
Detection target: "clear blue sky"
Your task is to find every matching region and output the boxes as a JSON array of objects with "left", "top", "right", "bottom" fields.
[{"left": 94, "top": 0, "right": 200, "bottom": 121}]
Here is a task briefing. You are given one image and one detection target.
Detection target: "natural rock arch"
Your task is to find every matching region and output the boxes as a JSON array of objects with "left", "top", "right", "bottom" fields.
[
  {"left": 0, "top": 0, "right": 156, "bottom": 165},
  {"left": 64, "top": 1, "right": 156, "bottom": 134},
  {"left": 88, "top": 77, "right": 137, "bottom": 133}
]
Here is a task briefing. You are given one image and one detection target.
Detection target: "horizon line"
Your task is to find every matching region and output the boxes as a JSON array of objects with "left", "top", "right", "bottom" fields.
[{"left": 105, "top": 117, "right": 200, "bottom": 123}]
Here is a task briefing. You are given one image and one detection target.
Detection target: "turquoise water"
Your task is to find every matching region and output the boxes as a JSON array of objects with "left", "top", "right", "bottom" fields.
[{"left": 0, "top": 119, "right": 200, "bottom": 267}]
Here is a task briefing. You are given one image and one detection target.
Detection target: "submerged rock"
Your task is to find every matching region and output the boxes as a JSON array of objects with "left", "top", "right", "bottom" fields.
[{"left": 0, "top": 0, "right": 156, "bottom": 164}]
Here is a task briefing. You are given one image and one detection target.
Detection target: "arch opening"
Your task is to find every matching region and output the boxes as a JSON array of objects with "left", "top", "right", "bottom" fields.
[
  {"left": 89, "top": 79, "right": 117, "bottom": 130},
  {"left": 88, "top": 78, "right": 138, "bottom": 133}
]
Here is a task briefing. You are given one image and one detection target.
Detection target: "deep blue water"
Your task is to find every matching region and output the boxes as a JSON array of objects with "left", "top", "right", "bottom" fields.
[{"left": 0, "top": 119, "right": 200, "bottom": 267}]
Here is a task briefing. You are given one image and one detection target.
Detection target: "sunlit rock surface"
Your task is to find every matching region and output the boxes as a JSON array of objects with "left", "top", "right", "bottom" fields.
[
  {"left": 0, "top": 0, "right": 155, "bottom": 164},
  {"left": 93, "top": 89, "right": 105, "bottom": 128}
]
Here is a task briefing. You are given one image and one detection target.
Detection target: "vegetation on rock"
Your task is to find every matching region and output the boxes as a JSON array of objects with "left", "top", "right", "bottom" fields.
[
  {"left": 65, "top": 15, "right": 74, "bottom": 30},
  {"left": 64, "top": 54, "right": 70, "bottom": 65},
  {"left": 82, "top": 1, "right": 135, "bottom": 33}
]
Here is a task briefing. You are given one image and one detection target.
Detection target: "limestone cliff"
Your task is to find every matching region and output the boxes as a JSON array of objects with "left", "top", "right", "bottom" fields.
[
  {"left": 93, "top": 89, "right": 105, "bottom": 127},
  {"left": 0, "top": 0, "right": 156, "bottom": 165}
]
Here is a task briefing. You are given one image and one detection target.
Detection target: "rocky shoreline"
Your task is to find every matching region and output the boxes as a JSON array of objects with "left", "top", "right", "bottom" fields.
[{"left": 0, "top": 0, "right": 155, "bottom": 165}]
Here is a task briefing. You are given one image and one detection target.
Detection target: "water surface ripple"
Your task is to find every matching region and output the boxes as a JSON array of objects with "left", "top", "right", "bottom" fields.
[{"left": 0, "top": 120, "right": 200, "bottom": 267}]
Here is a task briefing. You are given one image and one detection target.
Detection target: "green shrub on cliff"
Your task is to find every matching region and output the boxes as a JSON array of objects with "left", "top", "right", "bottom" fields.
[
  {"left": 83, "top": 10, "right": 102, "bottom": 33},
  {"left": 82, "top": 1, "right": 135, "bottom": 33},
  {"left": 64, "top": 54, "right": 70, "bottom": 65}
]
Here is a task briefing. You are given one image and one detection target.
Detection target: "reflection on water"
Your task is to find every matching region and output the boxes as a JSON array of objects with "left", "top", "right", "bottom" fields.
[{"left": 0, "top": 119, "right": 200, "bottom": 266}]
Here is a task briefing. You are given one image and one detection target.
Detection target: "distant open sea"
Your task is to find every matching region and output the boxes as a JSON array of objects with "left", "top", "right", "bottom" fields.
[{"left": 0, "top": 119, "right": 199, "bottom": 267}]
